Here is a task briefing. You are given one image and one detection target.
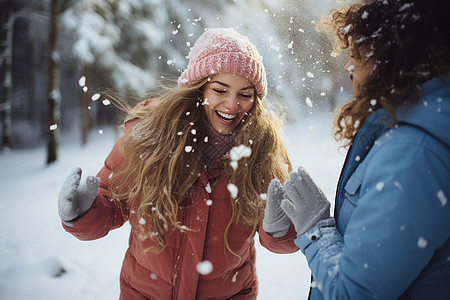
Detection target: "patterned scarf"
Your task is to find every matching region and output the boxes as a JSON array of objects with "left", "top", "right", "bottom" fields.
[{"left": 201, "top": 121, "right": 234, "bottom": 169}]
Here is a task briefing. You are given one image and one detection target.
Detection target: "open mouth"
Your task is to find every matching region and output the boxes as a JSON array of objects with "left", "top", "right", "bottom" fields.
[{"left": 216, "top": 111, "right": 238, "bottom": 124}]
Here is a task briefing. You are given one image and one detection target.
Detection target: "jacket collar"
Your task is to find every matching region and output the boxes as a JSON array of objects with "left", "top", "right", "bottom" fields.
[{"left": 396, "top": 74, "right": 450, "bottom": 147}]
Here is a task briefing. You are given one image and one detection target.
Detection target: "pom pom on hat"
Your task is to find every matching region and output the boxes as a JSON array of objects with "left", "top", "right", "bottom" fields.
[{"left": 178, "top": 28, "right": 267, "bottom": 99}]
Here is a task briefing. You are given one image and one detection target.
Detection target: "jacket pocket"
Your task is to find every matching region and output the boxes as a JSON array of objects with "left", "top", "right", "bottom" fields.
[
  {"left": 338, "top": 173, "right": 362, "bottom": 231},
  {"left": 344, "top": 174, "right": 362, "bottom": 206}
]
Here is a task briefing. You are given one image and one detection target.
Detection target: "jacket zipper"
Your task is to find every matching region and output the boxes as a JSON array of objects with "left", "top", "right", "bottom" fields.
[{"left": 172, "top": 198, "right": 189, "bottom": 299}]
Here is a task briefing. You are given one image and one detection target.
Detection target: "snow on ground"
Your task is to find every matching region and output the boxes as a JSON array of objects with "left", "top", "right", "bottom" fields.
[{"left": 0, "top": 113, "right": 345, "bottom": 300}]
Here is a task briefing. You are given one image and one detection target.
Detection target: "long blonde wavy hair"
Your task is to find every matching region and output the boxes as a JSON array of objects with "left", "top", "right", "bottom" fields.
[{"left": 109, "top": 77, "right": 290, "bottom": 253}]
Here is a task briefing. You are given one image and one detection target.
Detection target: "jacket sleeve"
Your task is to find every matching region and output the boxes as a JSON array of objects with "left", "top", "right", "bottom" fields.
[
  {"left": 62, "top": 134, "right": 129, "bottom": 241},
  {"left": 258, "top": 223, "right": 299, "bottom": 254},
  {"left": 295, "top": 140, "right": 450, "bottom": 299}
]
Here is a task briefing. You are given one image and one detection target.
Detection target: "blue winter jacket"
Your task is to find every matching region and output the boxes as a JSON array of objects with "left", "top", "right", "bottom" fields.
[{"left": 296, "top": 75, "right": 450, "bottom": 300}]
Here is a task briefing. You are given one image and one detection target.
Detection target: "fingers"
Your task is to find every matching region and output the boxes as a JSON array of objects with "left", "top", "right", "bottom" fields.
[
  {"left": 280, "top": 199, "right": 296, "bottom": 219},
  {"left": 267, "top": 178, "right": 287, "bottom": 204},
  {"left": 284, "top": 172, "right": 305, "bottom": 205},
  {"left": 79, "top": 176, "right": 100, "bottom": 199},
  {"left": 297, "top": 166, "right": 326, "bottom": 199},
  {"left": 85, "top": 176, "right": 100, "bottom": 189},
  {"left": 62, "top": 167, "right": 82, "bottom": 200},
  {"left": 285, "top": 167, "right": 324, "bottom": 203},
  {"left": 297, "top": 166, "right": 315, "bottom": 188},
  {"left": 58, "top": 168, "right": 83, "bottom": 222}
]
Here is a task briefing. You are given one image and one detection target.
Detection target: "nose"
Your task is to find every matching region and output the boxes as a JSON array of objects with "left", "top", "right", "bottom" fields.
[{"left": 224, "top": 95, "right": 239, "bottom": 111}]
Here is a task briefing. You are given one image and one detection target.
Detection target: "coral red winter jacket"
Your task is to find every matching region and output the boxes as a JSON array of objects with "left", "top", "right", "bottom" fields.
[{"left": 63, "top": 117, "right": 299, "bottom": 299}]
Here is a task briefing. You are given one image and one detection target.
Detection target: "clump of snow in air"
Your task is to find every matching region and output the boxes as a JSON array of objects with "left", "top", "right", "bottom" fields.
[
  {"left": 185, "top": 146, "right": 193, "bottom": 153},
  {"left": 437, "top": 190, "right": 447, "bottom": 206},
  {"left": 376, "top": 182, "right": 384, "bottom": 192},
  {"left": 305, "top": 97, "right": 313, "bottom": 108},
  {"left": 418, "top": 237, "right": 428, "bottom": 248},
  {"left": 205, "top": 182, "right": 212, "bottom": 193},
  {"left": 78, "top": 76, "right": 86, "bottom": 87},
  {"left": 227, "top": 183, "right": 238, "bottom": 199},
  {"left": 260, "top": 194, "right": 267, "bottom": 200},
  {"left": 196, "top": 260, "right": 213, "bottom": 275},
  {"left": 230, "top": 145, "right": 252, "bottom": 170},
  {"left": 91, "top": 93, "right": 101, "bottom": 101}
]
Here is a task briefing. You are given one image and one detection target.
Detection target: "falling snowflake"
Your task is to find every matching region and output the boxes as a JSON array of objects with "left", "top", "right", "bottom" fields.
[
  {"left": 376, "top": 182, "right": 384, "bottom": 191},
  {"left": 196, "top": 260, "right": 213, "bottom": 275},
  {"left": 418, "top": 237, "right": 428, "bottom": 248},
  {"left": 228, "top": 184, "right": 238, "bottom": 199},
  {"left": 229, "top": 145, "right": 252, "bottom": 170},
  {"left": 437, "top": 190, "right": 447, "bottom": 206},
  {"left": 91, "top": 93, "right": 101, "bottom": 101}
]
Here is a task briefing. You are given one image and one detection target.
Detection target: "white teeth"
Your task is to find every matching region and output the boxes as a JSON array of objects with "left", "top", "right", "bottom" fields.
[{"left": 217, "top": 111, "right": 237, "bottom": 120}]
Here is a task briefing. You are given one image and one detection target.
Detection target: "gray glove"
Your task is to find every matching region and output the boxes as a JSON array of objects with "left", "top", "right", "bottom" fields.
[
  {"left": 281, "top": 167, "right": 330, "bottom": 237},
  {"left": 58, "top": 167, "right": 100, "bottom": 226},
  {"left": 262, "top": 178, "right": 292, "bottom": 237}
]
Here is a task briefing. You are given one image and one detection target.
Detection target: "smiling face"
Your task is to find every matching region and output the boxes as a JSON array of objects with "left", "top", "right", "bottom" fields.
[{"left": 202, "top": 73, "right": 256, "bottom": 135}]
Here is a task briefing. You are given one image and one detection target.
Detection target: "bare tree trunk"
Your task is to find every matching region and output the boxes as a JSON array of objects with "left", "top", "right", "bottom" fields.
[
  {"left": 81, "top": 65, "right": 89, "bottom": 145},
  {"left": 1, "top": 5, "right": 14, "bottom": 150},
  {"left": 47, "top": 0, "right": 60, "bottom": 164}
]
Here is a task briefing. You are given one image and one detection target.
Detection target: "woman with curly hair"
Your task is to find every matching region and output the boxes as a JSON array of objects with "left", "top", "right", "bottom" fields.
[
  {"left": 265, "top": 0, "right": 450, "bottom": 299},
  {"left": 57, "top": 28, "right": 299, "bottom": 299}
]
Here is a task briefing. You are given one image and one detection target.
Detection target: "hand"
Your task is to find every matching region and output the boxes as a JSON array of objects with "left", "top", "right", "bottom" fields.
[
  {"left": 262, "top": 178, "right": 292, "bottom": 237},
  {"left": 281, "top": 167, "right": 330, "bottom": 236},
  {"left": 58, "top": 167, "right": 100, "bottom": 224}
]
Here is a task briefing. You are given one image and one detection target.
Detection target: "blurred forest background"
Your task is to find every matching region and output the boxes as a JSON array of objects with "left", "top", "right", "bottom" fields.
[{"left": 0, "top": 0, "right": 351, "bottom": 163}]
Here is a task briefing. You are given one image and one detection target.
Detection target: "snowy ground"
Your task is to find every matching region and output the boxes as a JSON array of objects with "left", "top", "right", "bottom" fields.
[{"left": 0, "top": 113, "right": 345, "bottom": 300}]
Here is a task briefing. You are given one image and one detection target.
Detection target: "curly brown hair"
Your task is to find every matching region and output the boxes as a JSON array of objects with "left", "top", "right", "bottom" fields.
[{"left": 318, "top": 0, "right": 450, "bottom": 146}]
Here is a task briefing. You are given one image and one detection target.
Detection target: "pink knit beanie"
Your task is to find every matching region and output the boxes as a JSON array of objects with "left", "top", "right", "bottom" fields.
[{"left": 178, "top": 28, "right": 267, "bottom": 99}]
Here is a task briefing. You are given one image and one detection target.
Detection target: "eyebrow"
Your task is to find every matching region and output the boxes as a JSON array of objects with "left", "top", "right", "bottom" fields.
[{"left": 210, "top": 80, "right": 254, "bottom": 91}]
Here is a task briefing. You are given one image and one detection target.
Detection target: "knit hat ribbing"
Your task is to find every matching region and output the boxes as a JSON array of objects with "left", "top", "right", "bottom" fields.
[{"left": 178, "top": 28, "right": 267, "bottom": 99}]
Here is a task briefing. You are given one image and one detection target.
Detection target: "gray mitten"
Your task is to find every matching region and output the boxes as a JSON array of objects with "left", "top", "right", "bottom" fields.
[
  {"left": 281, "top": 167, "right": 330, "bottom": 237},
  {"left": 262, "top": 178, "right": 292, "bottom": 237},
  {"left": 58, "top": 167, "right": 100, "bottom": 226}
]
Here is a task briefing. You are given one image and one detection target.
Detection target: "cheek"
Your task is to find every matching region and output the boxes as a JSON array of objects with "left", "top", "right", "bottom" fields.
[
  {"left": 240, "top": 100, "right": 254, "bottom": 112},
  {"left": 203, "top": 104, "right": 213, "bottom": 120}
]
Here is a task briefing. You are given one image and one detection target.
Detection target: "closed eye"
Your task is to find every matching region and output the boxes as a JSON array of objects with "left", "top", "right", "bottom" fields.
[{"left": 213, "top": 88, "right": 226, "bottom": 94}]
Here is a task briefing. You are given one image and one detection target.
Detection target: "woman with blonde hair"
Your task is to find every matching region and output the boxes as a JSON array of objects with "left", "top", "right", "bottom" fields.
[{"left": 57, "top": 28, "right": 299, "bottom": 299}]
